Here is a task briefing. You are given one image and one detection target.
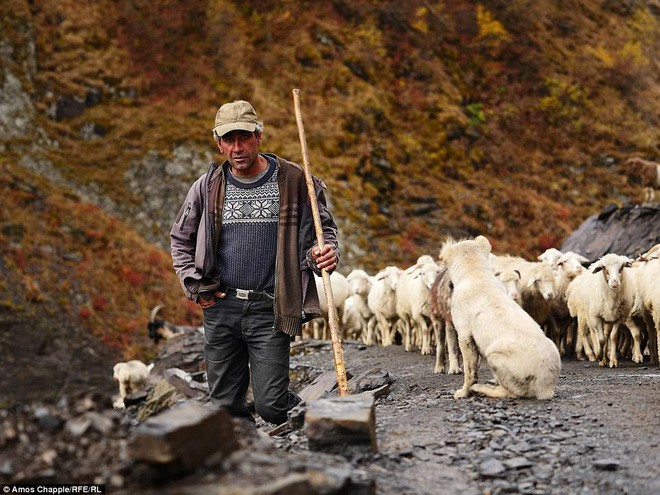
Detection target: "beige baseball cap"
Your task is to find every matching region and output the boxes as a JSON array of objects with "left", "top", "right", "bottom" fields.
[{"left": 212, "top": 100, "right": 259, "bottom": 137}]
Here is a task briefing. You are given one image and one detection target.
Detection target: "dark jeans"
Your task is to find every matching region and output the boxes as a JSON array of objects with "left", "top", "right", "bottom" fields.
[{"left": 203, "top": 295, "right": 300, "bottom": 425}]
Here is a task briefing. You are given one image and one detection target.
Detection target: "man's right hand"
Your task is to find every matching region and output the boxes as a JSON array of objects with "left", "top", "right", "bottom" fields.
[{"left": 198, "top": 290, "right": 226, "bottom": 308}]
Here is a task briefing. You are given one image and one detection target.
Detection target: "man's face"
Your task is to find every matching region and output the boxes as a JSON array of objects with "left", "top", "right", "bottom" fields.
[{"left": 219, "top": 130, "right": 261, "bottom": 177}]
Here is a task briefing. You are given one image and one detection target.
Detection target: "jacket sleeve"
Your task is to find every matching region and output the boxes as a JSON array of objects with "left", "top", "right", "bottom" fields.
[
  {"left": 170, "top": 177, "right": 205, "bottom": 301},
  {"left": 303, "top": 176, "right": 340, "bottom": 275}
]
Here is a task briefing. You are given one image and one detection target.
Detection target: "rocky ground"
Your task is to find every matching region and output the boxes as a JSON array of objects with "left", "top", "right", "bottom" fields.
[{"left": 1, "top": 337, "right": 659, "bottom": 495}]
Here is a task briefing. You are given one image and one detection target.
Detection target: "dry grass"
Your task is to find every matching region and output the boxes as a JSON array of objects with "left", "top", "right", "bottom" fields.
[{"left": 2, "top": 0, "right": 659, "bottom": 355}]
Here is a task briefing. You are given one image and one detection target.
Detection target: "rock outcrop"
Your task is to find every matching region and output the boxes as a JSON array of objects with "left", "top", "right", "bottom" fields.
[{"left": 561, "top": 204, "right": 660, "bottom": 262}]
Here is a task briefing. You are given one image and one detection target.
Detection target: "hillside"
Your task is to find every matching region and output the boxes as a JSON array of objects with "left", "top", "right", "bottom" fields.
[{"left": 1, "top": 0, "right": 659, "bottom": 396}]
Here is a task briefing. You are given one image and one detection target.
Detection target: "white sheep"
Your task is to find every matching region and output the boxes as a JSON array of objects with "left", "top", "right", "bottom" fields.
[
  {"left": 630, "top": 258, "right": 660, "bottom": 365},
  {"left": 439, "top": 235, "right": 561, "bottom": 400},
  {"left": 619, "top": 261, "right": 649, "bottom": 364},
  {"left": 537, "top": 247, "right": 564, "bottom": 268},
  {"left": 492, "top": 266, "right": 521, "bottom": 305},
  {"left": 566, "top": 254, "right": 634, "bottom": 367},
  {"left": 309, "top": 271, "right": 351, "bottom": 340},
  {"left": 112, "top": 360, "right": 153, "bottom": 409},
  {"left": 366, "top": 265, "right": 403, "bottom": 346},
  {"left": 546, "top": 251, "right": 589, "bottom": 355},
  {"left": 491, "top": 255, "right": 556, "bottom": 329},
  {"left": 341, "top": 269, "right": 373, "bottom": 341},
  {"left": 396, "top": 261, "right": 442, "bottom": 355}
]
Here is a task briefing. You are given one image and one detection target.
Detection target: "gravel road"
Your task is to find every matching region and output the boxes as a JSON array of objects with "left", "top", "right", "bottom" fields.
[{"left": 289, "top": 341, "right": 660, "bottom": 495}]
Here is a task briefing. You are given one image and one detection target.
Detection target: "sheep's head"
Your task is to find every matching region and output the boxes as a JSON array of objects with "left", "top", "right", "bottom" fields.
[
  {"left": 591, "top": 254, "right": 633, "bottom": 290},
  {"left": 528, "top": 267, "right": 555, "bottom": 300},
  {"left": 556, "top": 252, "right": 588, "bottom": 278},
  {"left": 494, "top": 269, "right": 521, "bottom": 303}
]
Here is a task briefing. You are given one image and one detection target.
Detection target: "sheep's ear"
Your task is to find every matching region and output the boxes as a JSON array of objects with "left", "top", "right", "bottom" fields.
[
  {"left": 527, "top": 276, "right": 537, "bottom": 288},
  {"left": 514, "top": 269, "right": 521, "bottom": 279},
  {"left": 493, "top": 271, "right": 501, "bottom": 277},
  {"left": 592, "top": 265, "right": 604, "bottom": 273},
  {"left": 624, "top": 260, "right": 633, "bottom": 268},
  {"left": 475, "top": 235, "right": 492, "bottom": 252}
]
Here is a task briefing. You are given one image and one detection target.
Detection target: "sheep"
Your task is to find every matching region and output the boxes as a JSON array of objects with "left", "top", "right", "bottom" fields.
[
  {"left": 631, "top": 257, "right": 660, "bottom": 365},
  {"left": 148, "top": 305, "right": 203, "bottom": 344},
  {"left": 341, "top": 269, "right": 373, "bottom": 341},
  {"left": 429, "top": 262, "right": 461, "bottom": 374},
  {"left": 396, "top": 261, "right": 442, "bottom": 355},
  {"left": 112, "top": 360, "right": 153, "bottom": 409},
  {"left": 366, "top": 265, "right": 403, "bottom": 346},
  {"left": 491, "top": 255, "right": 556, "bottom": 330},
  {"left": 566, "top": 253, "right": 634, "bottom": 367},
  {"left": 439, "top": 235, "right": 561, "bottom": 400},
  {"left": 624, "top": 157, "right": 660, "bottom": 203},
  {"left": 537, "top": 247, "right": 565, "bottom": 268},
  {"left": 309, "top": 271, "right": 351, "bottom": 340},
  {"left": 619, "top": 260, "right": 649, "bottom": 364},
  {"left": 492, "top": 267, "right": 521, "bottom": 305},
  {"left": 546, "top": 251, "right": 589, "bottom": 355}
]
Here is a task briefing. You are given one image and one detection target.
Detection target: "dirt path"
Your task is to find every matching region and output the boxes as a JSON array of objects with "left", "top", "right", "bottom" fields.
[{"left": 290, "top": 341, "right": 660, "bottom": 495}]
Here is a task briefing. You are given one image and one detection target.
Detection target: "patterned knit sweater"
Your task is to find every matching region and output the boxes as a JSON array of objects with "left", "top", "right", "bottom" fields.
[{"left": 217, "top": 156, "right": 278, "bottom": 291}]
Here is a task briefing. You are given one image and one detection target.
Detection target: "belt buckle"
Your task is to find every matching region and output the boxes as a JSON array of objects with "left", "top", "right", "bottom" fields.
[{"left": 236, "top": 289, "right": 250, "bottom": 300}]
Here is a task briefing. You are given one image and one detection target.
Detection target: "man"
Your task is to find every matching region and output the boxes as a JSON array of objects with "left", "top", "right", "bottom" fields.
[{"left": 171, "top": 100, "right": 339, "bottom": 425}]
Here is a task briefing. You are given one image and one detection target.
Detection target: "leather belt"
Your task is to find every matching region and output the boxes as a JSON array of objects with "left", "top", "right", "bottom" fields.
[{"left": 226, "top": 288, "right": 274, "bottom": 301}]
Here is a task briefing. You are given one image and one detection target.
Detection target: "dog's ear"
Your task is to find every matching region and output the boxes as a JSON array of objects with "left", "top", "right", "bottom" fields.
[{"left": 475, "top": 235, "right": 491, "bottom": 253}]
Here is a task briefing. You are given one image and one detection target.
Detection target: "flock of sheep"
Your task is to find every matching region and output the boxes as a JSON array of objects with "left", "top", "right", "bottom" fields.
[
  {"left": 308, "top": 239, "right": 660, "bottom": 379},
  {"left": 113, "top": 238, "right": 659, "bottom": 406}
]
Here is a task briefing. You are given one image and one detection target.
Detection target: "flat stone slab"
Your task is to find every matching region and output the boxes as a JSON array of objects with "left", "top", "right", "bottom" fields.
[
  {"left": 128, "top": 399, "right": 238, "bottom": 470},
  {"left": 305, "top": 394, "right": 377, "bottom": 454}
]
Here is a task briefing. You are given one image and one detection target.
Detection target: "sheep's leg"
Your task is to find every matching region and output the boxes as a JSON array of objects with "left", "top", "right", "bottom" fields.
[
  {"left": 546, "top": 316, "right": 563, "bottom": 354},
  {"left": 576, "top": 317, "right": 596, "bottom": 361},
  {"left": 419, "top": 317, "right": 432, "bottom": 355},
  {"left": 402, "top": 317, "right": 413, "bottom": 352},
  {"left": 446, "top": 322, "right": 462, "bottom": 374},
  {"left": 378, "top": 315, "right": 392, "bottom": 346},
  {"left": 599, "top": 321, "right": 613, "bottom": 367},
  {"left": 564, "top": 319, "right": 576, "bottom": 357},
  {"left": 652, "top": 311, "right": 660, "bottom": 366},
  {"left": 114, "top": 381, "right": 128, "bottom": 409},
  {"left": 590, "top": 320, "right": 604, "bottom": 361},
  {"left": 433, "top": 318, "right": 446, "bottom": 373},
  {"left": 606, "top": 322, "right": 619, "bottom": 368},
  {"left": 454, "top": 337, "right": 478, "bottom": 399},
  {"left": 365, "top": 316, "right": 377, "bottom": 345},
  {"left": 625, "top": 317, "right": 644, "bottom": 363}
]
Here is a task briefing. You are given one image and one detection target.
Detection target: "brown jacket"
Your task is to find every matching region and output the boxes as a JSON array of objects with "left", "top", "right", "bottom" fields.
[{"left": 170, "top": 154, "right": 340, "bottom": 336}]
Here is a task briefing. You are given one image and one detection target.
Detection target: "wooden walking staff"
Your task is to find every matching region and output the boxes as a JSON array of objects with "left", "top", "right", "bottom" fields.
[{"left": 292, "top": 88, "right": 350, "bottom": 397}]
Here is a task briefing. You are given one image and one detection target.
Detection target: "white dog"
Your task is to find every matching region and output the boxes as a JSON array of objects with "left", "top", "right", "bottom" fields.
[
  {"left": 439, "top": 236, "right": 561, "bottom": 400},
  {"left": 112, "top": 360, "right": 153, "bottom": 409}
]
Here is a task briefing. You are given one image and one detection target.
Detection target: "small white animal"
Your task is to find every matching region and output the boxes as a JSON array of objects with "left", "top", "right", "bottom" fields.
[
  {"left": 439, "top": 235, "right": 561, "bottom": 400},
  {"left": 112, "top": 360, "right": 152, "bottom": 409}
]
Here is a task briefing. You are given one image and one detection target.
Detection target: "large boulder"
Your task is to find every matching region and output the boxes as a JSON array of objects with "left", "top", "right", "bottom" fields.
[{"left": 561, "top": 204, "right": 660, "bottom": 262}]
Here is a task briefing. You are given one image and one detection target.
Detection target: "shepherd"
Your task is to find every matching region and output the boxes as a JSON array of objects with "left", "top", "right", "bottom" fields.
[{"left": 170, "top": 99, "right": 340, "bottom": 426}]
